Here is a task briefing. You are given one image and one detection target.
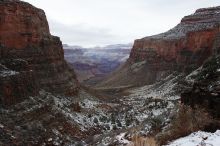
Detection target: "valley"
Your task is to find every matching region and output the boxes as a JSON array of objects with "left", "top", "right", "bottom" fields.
[
  {"left": 0, "top": 1, "right": 220, "bottom": 146},
  {"left": 63, "top": 44, "right": 131, "bottom": 85}
]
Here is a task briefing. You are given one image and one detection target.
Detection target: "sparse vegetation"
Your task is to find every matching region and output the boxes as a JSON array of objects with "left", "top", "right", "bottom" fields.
[
  {"left": 156, "top": 104, "right": 212, "bottom": 145},
  {"left": 195, "top": 56, "right": 220, "bottom": 80},
  {"left": 131, "top": 135, "right": 158, "bottom": 146},
  {"left": 71, "top": 102, "right": 81, "bottom": 112},
  {"left": 93, "top": 117, "right": 99, "bottom": 124},
  {"left": 149, "top": 116, "right": 164, "bottom": 133}
]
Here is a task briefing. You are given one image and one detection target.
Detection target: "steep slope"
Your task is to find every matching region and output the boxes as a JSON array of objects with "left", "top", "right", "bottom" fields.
[
  {"left": 96, "top": 55, "right": 220, "bottom": 145},
  {"left": 0, "top": 1, "right": 144, "bottom": 145},
  {"left": 97, "top": 6, "right": 220, "bottom": 88},
  {"left": 0, "top": 0, "right": 78, "bottom": 106},
  {"left": 181, "top": 55, "right": 220, "bottom": 122},
  {"left": 0, "top": 1, "right": 107, "bottom": 145}
]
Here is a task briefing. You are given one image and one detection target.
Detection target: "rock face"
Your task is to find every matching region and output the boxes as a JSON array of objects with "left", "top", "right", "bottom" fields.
[
  {"left": 0, "top": 0, "right": 50, "bottom": 49},
  {"left": 97, "top": 6, "right": 220, "bottom": 88},
  {"left": 130, "top": 7, "right": 220, "bottom": 70},
  {"left": 0, "top": 0, "right": 78, "bottom": 106},
  {"left": 0, "top": 59, "right": 39, "bottom": 106}
]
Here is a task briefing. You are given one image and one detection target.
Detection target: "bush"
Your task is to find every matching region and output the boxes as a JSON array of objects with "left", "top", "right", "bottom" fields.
[
  {"left": 71, "top": 102, "right": 81, "bottom": 112},
  {"left": 93, "top": 117, "right": 99, "bottom": 124},
  {"left": 99, "top": 116, "right": 108, "bottom": 122},
  {"left": 116, "top": 119, "right": 122, "bottom": 127},
  {"left": 111, "top": 114, "right": 116, "bottom": 124},
  {"left": 157, "top": 105, "right": 212, "bottom": 145},
  {"left": 196, "top": 56, "right": 220, "bottom": 80},
  {"left": 125, "top": 114, "right": 133, "bottom": 127},
  {"left": 150, "top": 116, "right": 163, "bottom": 132}
]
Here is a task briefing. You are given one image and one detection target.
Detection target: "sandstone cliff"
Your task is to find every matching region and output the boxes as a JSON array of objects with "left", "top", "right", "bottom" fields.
[
  {"left": 130, "top": 6, "right": 220, "bottom": 68},
  {"left": 97, "top": 6, "right": 220, "bottom": 88},
  {"left": 0, "top": 0, "right": 78, "bottom": 106}
]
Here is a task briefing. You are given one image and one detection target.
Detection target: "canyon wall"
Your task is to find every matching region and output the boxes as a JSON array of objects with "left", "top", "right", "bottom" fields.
[
  {"left": 130, "top": 6, "right": 220, "bottom": 72},
  {"left": 0, "top": 0, "right": 78, "bottom": 106},
  {"left": 97, "top": 6, "right": 220, "bottom": 88}
]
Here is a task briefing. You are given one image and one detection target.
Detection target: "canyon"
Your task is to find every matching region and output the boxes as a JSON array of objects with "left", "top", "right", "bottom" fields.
[
  {"left": 0, "top": 0, "right": 79, "bottom": 106},
  {"left": 0, "top": 0, "right": 220, "bottom": 146},
  {"left": 64, "top": 44, "right": 131, "bottom": 85}
]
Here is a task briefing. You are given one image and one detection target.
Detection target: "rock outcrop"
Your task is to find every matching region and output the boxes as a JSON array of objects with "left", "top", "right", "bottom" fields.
[
  {"left": 180, "top": 55, "right": 220, "bottom": 131},
  {"left": 0, "top": 0, "right": 78, "bottom": 106},
  {"left": 0, "top": 59, "right": 39, "bottom": 106},
  {"left": 97, "top": 6, "right": 220, "bottom": 88}
]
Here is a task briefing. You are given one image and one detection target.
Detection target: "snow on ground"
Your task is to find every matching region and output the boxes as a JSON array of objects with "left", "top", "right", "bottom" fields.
[
  {"left": 80, "top": 98, "right": 99, "bottom": 109},
  {"left": 149, "top": 22, "right": 216, "bottom": 40},
  {"left": 128, "top": 73, "right": 181, "bottom": 100},
  {"left": 0, "top": 70, "right": 19, "bottom": 77},
  {"left": 130, "top": 61, "right": 146, "bottom": 72},
  {"left": 185, "top": 67, "right": 202, "bottom": 83},
  {"left": 115, "top": 133, "right": 130, "bottom": 145},
  {"left": 0, "top": 71, "right": 193, "bottom": 145},
  {"left": 165, "top": 130, "right": 220, "bottom": 146},
  {"left": 96, "top": 73, "right": 182, "bottom": 145}
]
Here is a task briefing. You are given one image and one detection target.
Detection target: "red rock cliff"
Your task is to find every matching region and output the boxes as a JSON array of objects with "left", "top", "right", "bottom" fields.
[
  {"left": 129, "top": 6, "right": 220, "bottom": 72},
  {"left": 0, "top": 0, "right": 50, "bottom": 49},
  {"left": 96, "top": 6, "right": 220, "bottom": 88},
  {"left": 0, "top": 0, "right": 79, "bottom": 105}
]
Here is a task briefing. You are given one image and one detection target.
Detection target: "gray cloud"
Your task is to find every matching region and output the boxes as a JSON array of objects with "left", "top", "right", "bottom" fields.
[
  {"left": 48, "top": 19, "right": 122, "bottom": 47},
  {"left": 23, "top": 0, "right": 220, "bottom": 47}
]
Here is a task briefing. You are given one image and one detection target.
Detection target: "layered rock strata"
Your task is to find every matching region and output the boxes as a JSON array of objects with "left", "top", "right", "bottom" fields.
[
  {"left": 97, "top": 6, "right": 220, "bottom": 88},
  {"left": 130, "top": 7, "right": 220, "bottom": 71},
  {"left": 0, "top": 0, "right": 78, "bottom": 105}
]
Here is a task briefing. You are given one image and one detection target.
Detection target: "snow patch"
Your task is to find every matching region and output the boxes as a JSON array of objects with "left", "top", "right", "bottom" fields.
[
  {"left": 115, "top": 133, "right": 130, "bottom": 145},
  {"left": 0, "top": 123, "right": 4, "bottom": 129},
  {"left": 131, "top": 61, "right": 146, "bottom": 72},
  {"left": 166, "top": 130, "right": 220, "bottom": 146},
  {"left": 0, "top": 70, "right": 19, "bottom": 77}
]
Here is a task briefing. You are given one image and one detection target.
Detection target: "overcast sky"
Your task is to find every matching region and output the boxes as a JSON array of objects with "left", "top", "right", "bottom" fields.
[{"left": 23, "top": 0, "right": 220, "bottom": 47}]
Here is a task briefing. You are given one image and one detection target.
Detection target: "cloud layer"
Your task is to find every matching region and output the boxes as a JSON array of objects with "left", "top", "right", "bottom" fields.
[{"left": 23, "top": 0, "right": 220, "bottom": 47}]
